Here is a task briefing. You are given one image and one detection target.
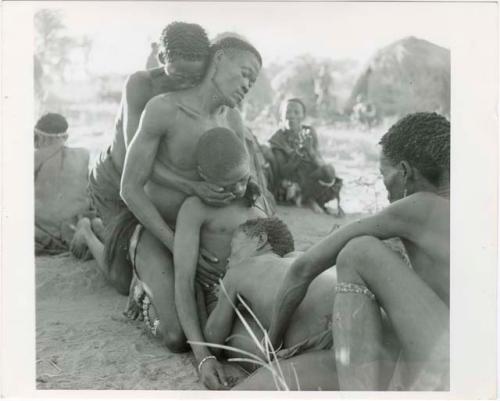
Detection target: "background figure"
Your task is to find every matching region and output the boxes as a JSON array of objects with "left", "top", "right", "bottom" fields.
[
  {"left": 268, "top": 98, "right": 343, "bottom": 215},
  {"left": 146, "top": 42, "right": 160, "bottom": 69},
  {"left": 35, "top": 113, "right": 92, "bottom": 255}
]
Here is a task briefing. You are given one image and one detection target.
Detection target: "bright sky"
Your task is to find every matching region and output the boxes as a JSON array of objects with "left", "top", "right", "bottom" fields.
[{"left": 40, "top": 1, "right": 453, "bottom": 74}]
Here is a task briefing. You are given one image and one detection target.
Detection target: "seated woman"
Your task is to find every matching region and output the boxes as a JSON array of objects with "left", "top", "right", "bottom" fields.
[
  {"left": 263, "top": 112, "right": 450, "bottom": 391},
  {"left": 269, "top": 98, "right": 343, "bottom": 216},
  {"left": 35, "top": 113, "right": 92, "bottom": 255}
]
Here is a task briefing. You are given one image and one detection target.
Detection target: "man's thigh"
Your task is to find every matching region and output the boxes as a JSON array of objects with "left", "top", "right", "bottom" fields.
[{"left": 353, "top": 237, "right": 449, "bottom": 363}]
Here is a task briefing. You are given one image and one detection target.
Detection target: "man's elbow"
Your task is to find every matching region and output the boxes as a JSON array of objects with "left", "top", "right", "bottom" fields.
[{"left": 120, "top": 182, "right": 138, "bottom": 207}]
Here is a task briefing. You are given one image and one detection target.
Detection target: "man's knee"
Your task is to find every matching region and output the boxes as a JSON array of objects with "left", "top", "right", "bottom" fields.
[
  {"left": 337, "top": 235, "right": 382, "bottom": 273},
  {"left": 109, "top": 259, "right": 132, "bottom": 296},
  {"left": 161, "top": 329, "right": 188, "bottom": 353}
]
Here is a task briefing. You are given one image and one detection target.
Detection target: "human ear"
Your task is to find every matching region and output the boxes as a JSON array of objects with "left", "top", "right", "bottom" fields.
[
  {"left": 400, "top": 160, "right": 413, "bottom": 180},
  {"left": 256, "top": 232, "right": 268, "bottom": 250}
]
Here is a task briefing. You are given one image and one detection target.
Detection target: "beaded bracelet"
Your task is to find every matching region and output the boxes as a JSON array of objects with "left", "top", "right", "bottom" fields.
[{"left": 198, "top": 355, "right": 216, "bottom": 373}]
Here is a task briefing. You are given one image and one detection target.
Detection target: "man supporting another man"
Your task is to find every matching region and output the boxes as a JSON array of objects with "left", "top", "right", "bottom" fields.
[
  {"left": 110, "top": 37, "right": 263, "bottom": 389},
  {"left": 264, "top": 112, "right": 450, "bottom": 391}
]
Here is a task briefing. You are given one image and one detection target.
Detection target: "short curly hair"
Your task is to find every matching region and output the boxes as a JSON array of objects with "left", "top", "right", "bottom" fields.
[
  {"left": 196, "top": 127, "right": 249, "bottom": 181},
  {"left": 157, "top": 22, "right": 210, "bottom": 64},
  {"left": 210, "top": 36, "right": 262, "bottom": 66},
  {"left": 35, "top": 113, "right": 68, "bottom": 134},
  {"left": 380, "top": 112, "right": 450, "bottom": 186},
  {"left": 238, "top": 217, "right": 294, "bottom": 257}
]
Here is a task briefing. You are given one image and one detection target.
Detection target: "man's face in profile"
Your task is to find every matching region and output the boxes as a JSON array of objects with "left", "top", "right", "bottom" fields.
[
  {"left": 379, "top": 153, "right": 405, "bottom": 203},
  {"left": 228, "top": 230, "right": 260, "bottom": 267}
]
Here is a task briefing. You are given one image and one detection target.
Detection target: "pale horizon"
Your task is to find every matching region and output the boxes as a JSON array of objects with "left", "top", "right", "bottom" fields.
[{"left": 36, "top": 1, "right": 452, "bottom": 75}]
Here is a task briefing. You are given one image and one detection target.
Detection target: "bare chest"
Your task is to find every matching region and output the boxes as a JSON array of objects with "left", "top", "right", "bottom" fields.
[{"left": 157, "top": 113, "right": 229, "bottom": 171}]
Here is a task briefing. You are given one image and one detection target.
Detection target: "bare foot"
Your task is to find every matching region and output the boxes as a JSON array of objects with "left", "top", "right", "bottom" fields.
[
  {"left": 91, "top": 217, "right": 105, "bottom": 241},
  {"left": 70, "top": 217, "right": 92, "bottom": 259},
  {"left": 124, "top": 275, "right": 144, "bottom": 321},
  {"left": 308, "top": 200, "right": 325, "bottom": 214},
  {"left": 324, "top": 205, "right": 346, "bottom": 218}
]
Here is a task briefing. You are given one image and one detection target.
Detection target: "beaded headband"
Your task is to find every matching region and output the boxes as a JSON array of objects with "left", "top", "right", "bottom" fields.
[{"left": 34, "top": 127, "right": 68, "bottom": 138}]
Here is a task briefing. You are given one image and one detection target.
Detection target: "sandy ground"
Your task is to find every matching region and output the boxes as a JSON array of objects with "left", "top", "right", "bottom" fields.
[{"left": 36, "top": 206, "right": 362, "bottom": 390}]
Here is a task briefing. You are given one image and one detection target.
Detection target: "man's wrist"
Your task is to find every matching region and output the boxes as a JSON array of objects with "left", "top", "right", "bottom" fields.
[{"left": 198, "top": 355, "right": 217, "bottom": 373}]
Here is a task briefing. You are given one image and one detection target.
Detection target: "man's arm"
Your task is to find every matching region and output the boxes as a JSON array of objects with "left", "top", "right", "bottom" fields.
[
  {"left": 173, "top": 197, "right": 211, "bottom": 361},
  {"left": 174, "top": 197, "right": 228, "bottom": 389},
  {"left": 273, "top": 148, "right": 302, "bottom": 179},
  {"left": 267, "top": 196, "right": 423, "bottom": 346},
  {"left": 122, "top": 72, "right": 152, "bottom": 147},
  {"left": 120, "top": 96, "right": 175, "bottom": 249},
  {"left": 151, "top": 161, "right": 234, "bottom": 206},
  {"left": 306, "top": 127, "right": 325, "bottom": 166},
  {"left": 204, "top": 272, "right": 239, "bottom": 357}
]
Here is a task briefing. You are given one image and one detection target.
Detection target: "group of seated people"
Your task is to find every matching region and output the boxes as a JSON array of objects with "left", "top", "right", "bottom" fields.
[{"left": 35, "top": 21, "right": 450, "bottom": 391}]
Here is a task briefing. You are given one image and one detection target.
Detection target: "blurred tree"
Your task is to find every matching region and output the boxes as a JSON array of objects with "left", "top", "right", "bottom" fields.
[{"left": 34, "top": 9, "right": 77, "bottom": 86}]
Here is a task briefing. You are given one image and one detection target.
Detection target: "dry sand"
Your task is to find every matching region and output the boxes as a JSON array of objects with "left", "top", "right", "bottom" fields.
[{"left": 36, "top": 206, "right": 362, "bottom": 390}]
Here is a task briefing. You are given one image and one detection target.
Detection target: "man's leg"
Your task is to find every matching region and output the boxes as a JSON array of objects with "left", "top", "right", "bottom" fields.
[
  {"left": 334, "top": 236, "right": 449, "bottom": 390},
  {"left": 134, "top": 229, "right": 187, "bottom": 353},
  {"left": 71, "top": 216, "right": 132, "bottom": 295},
  {"left": 233, "top": 350, "right": 338, "bottom": 391}
]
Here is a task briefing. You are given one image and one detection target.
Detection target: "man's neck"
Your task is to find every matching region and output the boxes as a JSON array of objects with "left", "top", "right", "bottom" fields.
[
  {"left": 192, "top": 78, "right": 227, "bottom": 115},
  {"left": 437, "top": 184, "right": 450, "bottom": 200},
  {"left": 233, "top": 250, "right": 280, "bottom": 270}
]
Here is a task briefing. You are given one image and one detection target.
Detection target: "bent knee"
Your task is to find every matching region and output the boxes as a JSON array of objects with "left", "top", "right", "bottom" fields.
[
  {"left": 161, "top": 330, "right": 188, "bottom": 353},
  {"left": 109, "top": 266, "right": 132, "bottom": 296},
  {"left": 337, "top": 235, "right": 382, "bottom": 271}
]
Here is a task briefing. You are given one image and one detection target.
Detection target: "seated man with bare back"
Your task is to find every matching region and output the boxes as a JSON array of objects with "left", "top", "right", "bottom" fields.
[
  {"left": 104, "top": 37, "right": 262, "bottom": 389},
  {"left": 263, "top": 112, "right": 450, "bottom": 391}
]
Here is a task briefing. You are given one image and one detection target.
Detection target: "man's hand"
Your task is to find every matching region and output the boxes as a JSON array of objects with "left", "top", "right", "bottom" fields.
[
  {"left": 196, "top": 248, "right": 223, "bottom": 288},
  {"left": 200, "top": 358, "right": 229, "bottom": 390},
  {"left": 191, "top": 181, "right": 235, "bottom": 207}
]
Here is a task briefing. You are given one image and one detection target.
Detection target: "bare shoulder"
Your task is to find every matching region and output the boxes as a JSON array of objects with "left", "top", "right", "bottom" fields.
[
  {"left": 379, "top": 192, "right": 449, "bottom": 240},
  {"left": 125, "top": 71, "right": 152, "bottom": 101},
  {"left": 64, "top": 147, "right": 89, "bottom": 161},
  {"left": 386, "top": 192, "right": 449, "bottom": 219},
  {"left": 178, "top": 196, "right": 209, "bottom": 221},
  {"left": 142, "top": 94, "right": 178, "bottom": 124}
]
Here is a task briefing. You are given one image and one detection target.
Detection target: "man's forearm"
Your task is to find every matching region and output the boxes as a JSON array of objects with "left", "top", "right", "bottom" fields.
[
  {"left": 121, "top": 185, "right": 174, "bottom": 249},
  {"left": 176, "top": 287, "right": 212, "bottom": 362},
  {"left": 267, "top": 265, "right": 311, "bottom": 347}
]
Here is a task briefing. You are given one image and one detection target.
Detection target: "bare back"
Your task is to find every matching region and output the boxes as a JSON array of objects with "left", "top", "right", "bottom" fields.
[
  {"left": 230, "top": 257, "right": 336, "bottom": 347},
  {"left": 109, "top": 68, "right": 175, "bottom": 172},
  {"left": 398, "top": 193, "right": 450, "bottom": 304}
]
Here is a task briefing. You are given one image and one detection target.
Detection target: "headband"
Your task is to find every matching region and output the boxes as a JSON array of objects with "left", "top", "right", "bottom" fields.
[{"left": 34, "top": 127, "right": 68, "bottom": 138}]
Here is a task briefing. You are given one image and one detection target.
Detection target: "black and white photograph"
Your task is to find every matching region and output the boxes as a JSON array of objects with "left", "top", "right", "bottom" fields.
[{"left": 1, "top": 1, "right": 497, "bottom": 399}]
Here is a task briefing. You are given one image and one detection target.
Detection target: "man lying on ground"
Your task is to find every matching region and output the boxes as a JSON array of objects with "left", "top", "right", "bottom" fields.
[
  {"left": 203, "top": 217, "right": 343, "bottom": 390},
  {"left": 266, "top": 112, "right": 450, "bottom": 391},
  {"left": 101, "top": 37, "right": 263, "bottom": 389},
  {"left": 35, "top": 113, "right": 92, "bottom": 255}
]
